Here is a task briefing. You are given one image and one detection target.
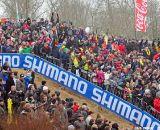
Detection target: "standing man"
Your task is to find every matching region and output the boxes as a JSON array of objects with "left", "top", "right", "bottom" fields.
[
  {"left": 16, "top": 74, "right": 26, "bottom": 92},
  {"left": 6, "top": 72, "right": 15, "bottom": 94}
]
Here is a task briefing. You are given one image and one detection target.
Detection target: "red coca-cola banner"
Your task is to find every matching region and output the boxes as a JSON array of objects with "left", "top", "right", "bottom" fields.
[{"left": 135, "top": 0, "right": 147, "bottom": 32}]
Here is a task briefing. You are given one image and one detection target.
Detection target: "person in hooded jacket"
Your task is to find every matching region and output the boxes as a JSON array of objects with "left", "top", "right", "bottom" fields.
[
  {"left": 40, "top": 42, "right": 51, "bottom": 56},
  {"left": 111, "top": 123, "right": 119, "bottom": 130},
  {"left": 143, "top": 89, "right": 154, "bottom": 107},
  {"left": 0, "top": 98, "right": 6, "bottom": 117},
  {"left": 33, "top": 39, "right": 43, "bottom": 56},
  {"left": 153, "top": 91, "right": 160, "bottom": 113},
  {"left": 6, "top": 72, "right": 15, "bottom": 94}
]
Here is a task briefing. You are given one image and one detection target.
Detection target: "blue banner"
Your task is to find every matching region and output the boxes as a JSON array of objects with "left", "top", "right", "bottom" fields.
[{"left": 0, "top": 53, "right": 160, "bottom": 130}]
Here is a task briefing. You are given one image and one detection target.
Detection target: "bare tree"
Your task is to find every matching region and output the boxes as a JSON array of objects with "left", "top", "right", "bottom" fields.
[
  {"left": 0, "top": 0, "right": 44, "bottom": 19},
  {"left": 1, "top": 0, "right": 160, "bottom": 38},
  {"left": 46, "top": 0, "right": 94, "bottom": 27}
]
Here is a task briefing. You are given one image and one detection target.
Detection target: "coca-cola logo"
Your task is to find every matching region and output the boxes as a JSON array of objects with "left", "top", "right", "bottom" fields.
[
  {"left": 136, "top": 2, "right": 147, "bottom": 14},
  {"left": 135, "top": 0, "right": 147, "bottom": 32}
]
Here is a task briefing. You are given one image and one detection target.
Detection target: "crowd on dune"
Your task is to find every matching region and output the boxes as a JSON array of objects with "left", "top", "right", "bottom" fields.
[{"left": 0, "top": 13, "right": 160, "bottom": 130}]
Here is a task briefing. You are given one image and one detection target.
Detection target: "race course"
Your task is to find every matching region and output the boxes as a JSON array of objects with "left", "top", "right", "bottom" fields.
[{"left": 14, "top": 69, "right": 134, "bottom": 129}]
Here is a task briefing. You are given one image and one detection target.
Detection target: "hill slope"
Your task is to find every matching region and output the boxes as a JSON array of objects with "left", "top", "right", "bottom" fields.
[{"left": 15, "top": 69, "right": 134, "bottom": 129}]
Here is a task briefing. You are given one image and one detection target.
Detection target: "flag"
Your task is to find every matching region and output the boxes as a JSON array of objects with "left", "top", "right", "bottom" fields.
[
  {"left": 73, "top": 57, "right": 79, "bottom": 68},
  {"left": 135, "top": 0, "right": 148, "bottom": 32},
  {"left": 103, "top": 34, "right": 108, "bottom": 49},
  {"left": 71, "top": 52, "right": 79, "bottom": 68},
  {"left": 95, "top": 33, "right": 98, "bottom": 42},
  {"left": 7, "top": 98, "right": 13, "bottom": 124},
  {"left": 54, "top": 38, "right": 58, "bottom": 47},
  {"left": 140, "top": 58, "right": 144, "bottom": 66}
]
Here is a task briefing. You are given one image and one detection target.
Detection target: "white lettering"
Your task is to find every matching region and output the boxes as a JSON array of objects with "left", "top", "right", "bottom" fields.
[
  {"left": 137, "top": 12, "right": 144, "bottom": 24},
  {"left": 32, "top": 59, "right": 43, "bottom": 72},
  {"left": 150, "top": 122, "right": 160, "bottom": 130},
  {"left": 91, "top": 88, "right": 103, "bottom": 102},
  {"left": 116, "top": 101, "right": 131, "bottom": 118},
  {"left": 111, "top": 98, "right": 118, "bottom": 111},
  {"left": 12, "top": 56, "right": 20, "bottom": 67},
  {"left": 23, "top": 56, "right": 33, "bottom": 69},
  {"left": 77, "top": 81, "right": 88, "bottom": 94},
  {"left": 140, "top": 114, "right": 152, "bottom": 129},
  {"left": 68, "top": 75, "right": 78, "bottom": 90},
  {"left": 41, "top": 62, "right": 47, "bottom": 74},
  {"left": 46, "top": 64, "right": 59, "bottom": 80},
  {"left": 58, "top": 71, "right": 69, "bottom": 86},
  {"left": 130, "top": 109, "right": 142, "bottom": 125},
  {"left": 101, "top": 93, "right": 113, "bottom": 109},
  {"left": 136, "top": 3, "right": 147, "bottom": 14},
  {"left": 3, "top": 56, "right": 11, "bottom": 66}
]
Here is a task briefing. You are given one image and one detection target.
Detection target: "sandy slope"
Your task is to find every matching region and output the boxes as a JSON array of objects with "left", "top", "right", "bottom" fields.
[{"left": 14, "top": 69, "right": 134, "bottom": 129}]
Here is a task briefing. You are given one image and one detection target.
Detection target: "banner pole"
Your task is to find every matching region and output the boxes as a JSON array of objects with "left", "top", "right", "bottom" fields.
[
  {"left": 134, "top": 0, "right": 137, "bottom": 40},
  {"left": 15, "top": 0, "right": 19, "bottom": 22}
]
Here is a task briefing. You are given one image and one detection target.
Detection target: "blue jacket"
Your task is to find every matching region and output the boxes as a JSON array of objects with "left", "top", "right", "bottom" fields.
[
  {"left": 60, "top": 52, "right": 70, "bottom": 63},
  {"left": 51, "top": 47, "right": 60, "bottom": 59}
]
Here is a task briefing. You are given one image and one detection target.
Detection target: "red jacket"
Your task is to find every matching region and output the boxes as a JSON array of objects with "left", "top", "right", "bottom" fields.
[
  {"left": 72, "top": 104, "right": 79, "bottom": 113},
  {"left": 153, "top": 53, "right": 160, "bottom": 61},
  {"left": 118, "top": 44, "right": 126, "bottom": 55},
  {"left": 22, "top": 23, "right": 30, "bottom": 30},
  {"left": 154, "top": 98, "right": 160, "bottom": 112}
]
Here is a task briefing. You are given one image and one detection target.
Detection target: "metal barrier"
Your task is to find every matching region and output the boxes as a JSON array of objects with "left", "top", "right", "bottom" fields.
[{"left": 36, "top": 53, "right": 160, "bottom": 120}]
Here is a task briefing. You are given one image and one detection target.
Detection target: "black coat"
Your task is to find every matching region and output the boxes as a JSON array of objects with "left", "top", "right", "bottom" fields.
[
  {"left": 41, "top": 47, "right": 51, "bottom": 56},
  {"left": 143, "top": 96, "right": 154, "bottom": 106},
  {"left": 33, "top": 43, "right": 42, "bottom": 56},
  {"left": 51, "top": 47, "right": 60, "bottom": 59},
  {"left": 6, "top": 77, "right": 15, "bottom": 94},
  {"left": 8, "top": 91, "right": 20, "bottom": 108}
]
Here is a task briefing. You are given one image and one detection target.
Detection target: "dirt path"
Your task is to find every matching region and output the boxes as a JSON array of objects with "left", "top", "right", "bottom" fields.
[{"left": 15, "top": 69, "right": 134, "bottom": 129}]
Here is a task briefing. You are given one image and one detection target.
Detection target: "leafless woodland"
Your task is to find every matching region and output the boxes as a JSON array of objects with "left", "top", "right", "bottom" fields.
[{"left": 0, "top": 0, "right": 160, "bottom": 39}]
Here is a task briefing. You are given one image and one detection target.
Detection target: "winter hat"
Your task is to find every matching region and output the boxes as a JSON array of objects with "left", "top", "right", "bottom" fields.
[
  {"left": 145, "top": 89, "right": 151, "bottom": 94},
  {"left": 156, "top": 91, "right": 160, "bottom": 98},
  {"left": 68, "top": 125, "right": 75, "bottom": 130},
  {"left": 91, "top": 124, "right": 98, "bottom": 129},
  {"left": 135, "top": 85, "right": 142, "bottom": 89},
  {"left": 20, "top": 74, "right": 25, "bottom": 78},
  {"left": 82, "top": 105, "right": 88, "bottom": 110},
  {"left": 43, "top": 86, "right": 48, "bottom": 91},
  {"left": 88, "top": 111, "right": 94, "bottom": 115},
  {"left": 112, "top": 123, "right": 119, "bottom": 129}
]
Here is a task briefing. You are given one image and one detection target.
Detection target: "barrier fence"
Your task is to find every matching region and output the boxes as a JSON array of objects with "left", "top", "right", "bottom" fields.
[
  {"left": 1, "top": 53, "right": 160, "bottom": 129},
  {"left": 40, "top": 54, "right": 160, "bottom": 121}
]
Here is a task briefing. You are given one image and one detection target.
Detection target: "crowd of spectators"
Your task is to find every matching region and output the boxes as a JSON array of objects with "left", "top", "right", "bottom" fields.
[
  {"left": 0, "top": 65, "right": 123, "bottom": 130},
  {"left": 0, "top": 13, "right": 160, "bottom": 129}
]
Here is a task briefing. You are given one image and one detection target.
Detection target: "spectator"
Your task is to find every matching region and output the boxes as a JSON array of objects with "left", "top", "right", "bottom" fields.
[
  {"left": 41, "top": 43, "right": 51, "bottom": 56},
  {"left": 111, "top": 123, "right": 119, "bottom": 130},
  {"left": 153, "top": 91, "right": 160, "bottom": 112},
  {"left": 6, "top": 72, "right": 15, "bottom": 94},
  {"left": 72, "top": 102, "right": 79, "bottom": 113},
  {"left": 13, "top": 71, "right": 18, "bottom": 86},
  {"left": 8, "top": 85, "right": 20, "bottom": 110},
  {"left": 16, "top": 74, "right": 26, "bottom": 92},
  {"left": 20, "top": 42, "right": 32, "bottom": 54},
  {"left": 25, "top": 84, "right": 37, "bottom": 99},
  {"left": 86, "top": 111, "right": 94, "bottom": 127},
  {"left": 74, "top": 114, "right": 86, "bottom": 130},
  {"left": 143, "top": 89, "right": 154, "bottom": 107},
  {"left": 33, "top": 40, "right": 43, "bottom": 56},
  {"left": 0, "top": 98, "right": 5, "bottom": 117}
]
